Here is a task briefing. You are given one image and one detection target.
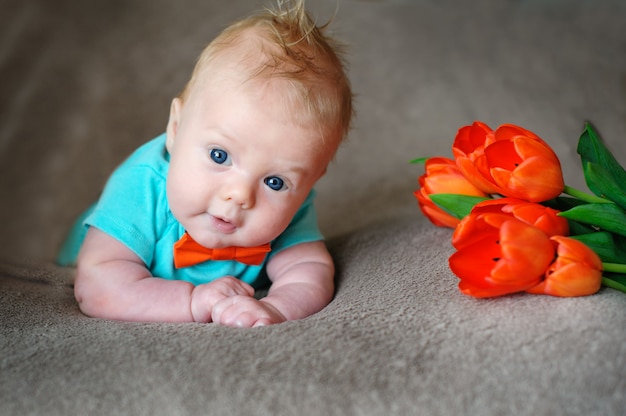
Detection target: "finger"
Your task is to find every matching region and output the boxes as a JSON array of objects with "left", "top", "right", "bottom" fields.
[
  {"left": 234, "top": 279, "right": 255, "bottom": 297},
  {"left": 229, "top": 311, "right": 259, "bottom": 328},
  {"left": 214, "top": 276, "right": 255, "bottom": 297},
  {"left": 211, "top": 295, "right": 251, "bottom": 325},
  {"left": 213, "top": 298, "right": 268, "bottom": 328},
  {"left": 252, "top": 318, "right": 273, "bottom": 327}
]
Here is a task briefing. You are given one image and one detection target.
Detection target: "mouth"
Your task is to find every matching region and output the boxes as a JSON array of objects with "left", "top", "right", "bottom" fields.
[{"left": 209, "top": 215, "right": 237, "bottom": 234}]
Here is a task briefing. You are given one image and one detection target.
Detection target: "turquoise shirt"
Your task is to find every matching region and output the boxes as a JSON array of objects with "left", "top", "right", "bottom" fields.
[{"left": 57, "top": 134, "right": 324, "bottom": 288}]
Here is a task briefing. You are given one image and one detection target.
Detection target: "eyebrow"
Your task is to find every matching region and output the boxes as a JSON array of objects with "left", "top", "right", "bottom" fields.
[{"left": 274, "top": 162, "right": 309, "bottom": 179}]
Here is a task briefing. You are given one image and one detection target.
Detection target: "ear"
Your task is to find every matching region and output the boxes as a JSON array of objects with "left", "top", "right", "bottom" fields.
[{"left": 165, "top": 98, "right": 182, "bottom": 152}]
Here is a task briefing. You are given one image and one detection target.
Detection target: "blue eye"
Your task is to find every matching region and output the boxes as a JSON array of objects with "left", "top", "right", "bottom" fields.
[
  {"left": 210, "top": 148, "right": 230, "bottom": 165},
  {"left": 264, "top": 176, "right": 286, "bottom": 191}
]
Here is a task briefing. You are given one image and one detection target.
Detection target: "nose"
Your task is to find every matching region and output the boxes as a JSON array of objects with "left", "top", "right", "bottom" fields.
[{"left": 222, "top": 175, "right": 255, "bottom": 209}]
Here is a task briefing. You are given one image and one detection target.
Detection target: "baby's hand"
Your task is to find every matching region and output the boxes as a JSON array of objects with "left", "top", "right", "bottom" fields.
[
  {"left": 190, "top": 276, "right": 254, "bottom": 323},
  {"left": 211, "top": 296, "right": 287, "bottom": 328}
]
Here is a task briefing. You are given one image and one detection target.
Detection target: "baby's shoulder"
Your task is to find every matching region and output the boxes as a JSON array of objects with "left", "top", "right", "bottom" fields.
[{"left": 113, "top": 133, "right": 169, "bottom": 180}]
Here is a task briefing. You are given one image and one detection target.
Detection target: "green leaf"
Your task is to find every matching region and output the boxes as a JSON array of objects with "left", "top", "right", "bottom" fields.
[
  {"left": 409, "top": 157, "right": 428, "bottom": 164},
  {"left": 429, "top": 194, "right": 490, "bottom": 219},
  {"left": 542, "top": 196, "right": 587, "bottom": 211},
  {"left": 570, "top": 231, "right": 626, "bottom": 264},
  {"left": 559, "top": 203, "right": 626, "bottom": 237},
  {"left": 582, "top": 162, "right": 626, "bottom": 210},
  {"left": 577, "top": 122, "right": 626, "bottom": 198},
  {"left": 566, "top": 219, "right": 595, "bottom": 236}
]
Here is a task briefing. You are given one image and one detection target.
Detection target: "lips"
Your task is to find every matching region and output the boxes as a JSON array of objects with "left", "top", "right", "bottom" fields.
[{"left": 209, "top": 215, "right": 237, "bottom": 234}]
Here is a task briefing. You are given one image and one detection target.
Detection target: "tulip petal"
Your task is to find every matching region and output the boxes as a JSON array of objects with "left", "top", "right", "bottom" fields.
[
  {"left": 455, "top": 156, "right": 501, "bottom": 194},
  {"left": 506, "top": 202, "right": 569, "bottom": 237},
  {"left": 452, "top": 122, "right": 501, "bottom": 194},
  {"left": 449, "top": 235, "right": 500, "bottom": 283},
  {"left": 459, "top": 280, "right": 532, "bottom": 298},
  {"left": 486, "top": 138, "right": 564, "bottom": 202},
  {"left": 494, "top": 124, "right": 543, "bottom": 142},
  {"left": 450, "top": 214, "right": 554, "bottom": 298},
  {"left": 489, "top": 218, "right": 554, "bottom": 285},
  {"left": 452, "top": 121, "right": 493, "bottom": 155},
  {"left": 452, "top": 213, "right": 499, "bottom": 249},
  {"left": 415, "top": 157, "right": 488, "bottom": 228},
  {"left": 526, "top": 236, "right": 602, "bottom": 297},
  {"left": 513, "top": 135, "right": 559, "bottom": 161},
  {"left": 526, "top": 263, "right": 602, "bottom": 297},
  {"left": 550, "top": 235, "right": 603, "bottom": 270},
  {"left": 414, "top": 190, "right": 460, "bottom": 228}
]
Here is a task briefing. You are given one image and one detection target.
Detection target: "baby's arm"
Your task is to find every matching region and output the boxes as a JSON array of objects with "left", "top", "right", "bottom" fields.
[
  {"left": 211, "top": 241, "right": 335, "bottom": 327},
  {"left": 74, "top": 228, "right": 254, "bottom": 322}
]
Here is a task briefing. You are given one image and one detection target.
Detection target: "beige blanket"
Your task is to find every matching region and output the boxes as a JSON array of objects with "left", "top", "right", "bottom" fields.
[{"left": 2, "top": 1, "right": 625, "bottom": 414}]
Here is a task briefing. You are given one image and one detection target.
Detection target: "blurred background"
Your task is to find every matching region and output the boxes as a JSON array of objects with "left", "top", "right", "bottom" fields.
[{"left": 1, "top": 0, "right": 625, "bottom": 264}]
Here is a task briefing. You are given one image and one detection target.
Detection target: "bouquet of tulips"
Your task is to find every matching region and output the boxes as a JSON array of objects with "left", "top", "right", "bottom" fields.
[{"left": 413, "top": 121, "right": 626, "bottom": 298}]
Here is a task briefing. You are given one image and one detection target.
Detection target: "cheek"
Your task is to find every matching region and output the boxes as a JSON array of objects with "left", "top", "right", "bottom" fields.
[
  {"left": 165, "top": 173, "right": 184, "bottom": 215},
  {"left": 250, "top": 214, "right": 292, "bottom": 244},
  {"left": 252, "top": 197, "right": 304, "bottom": 236},
  {"left": 168, "top": 153, "right": 210, "bottom": 196},
  {"left": 168, "top": 176, "right": 211, "bottom": 211},
  {"left": 166, "top": 164, "right": 198, "bottom": 212}
]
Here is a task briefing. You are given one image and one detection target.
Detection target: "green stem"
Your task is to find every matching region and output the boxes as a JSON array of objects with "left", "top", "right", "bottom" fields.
[
  {"left": 563, "top": 185, "right": 613, "bottom": 204},
  {"left": 602, "top": 277, "right": 626, "bottom": 293},
  {"left": 603, "top": 262, "right": 626, "bottom": 274}
]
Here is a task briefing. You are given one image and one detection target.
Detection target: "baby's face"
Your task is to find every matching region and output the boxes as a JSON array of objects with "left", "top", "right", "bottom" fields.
[{"left": 165, "top": 74, "right": 332, "bottom": 249}]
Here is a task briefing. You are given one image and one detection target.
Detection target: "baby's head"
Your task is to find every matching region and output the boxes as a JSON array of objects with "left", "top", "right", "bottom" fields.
[
  {"left": 177, "top": 0, "right": 353, "bottom": 157},
  {"left": 165, "top": 1, "right": 353, "bottom": 249}
]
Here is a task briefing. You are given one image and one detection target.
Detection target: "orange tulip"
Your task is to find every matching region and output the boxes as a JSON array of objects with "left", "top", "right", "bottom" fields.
[
  {"left": 452, "top": 121, "right": 500, "bottom": 194},
  {"left": 482, "top": 124, "right": 565, "bottom": 202},
  {"left": 414, "top": 157, "right": 489, "bottom": 228},
  {"left": 449, "top": 213, "right": 555, "bottom": 297},
  {"left": 452, "top": 198, "right": 569, "bottom": 247},
  {"left": 526, "top": 236, "right": 603, "bottom": 297},
  {"left": 453, "top": 122, "right": 565, "bottom": 202}
]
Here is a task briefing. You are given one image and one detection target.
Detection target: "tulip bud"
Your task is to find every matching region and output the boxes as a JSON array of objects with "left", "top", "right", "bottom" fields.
[
  {"left": 415, "top": 157, "right": 488, "bottom": 228},
  {"left": 450, "top": 213, "right": 555, "bottom": 298},
  {"left": 526, "top": 236, "right": 603, "bottom": 297}
]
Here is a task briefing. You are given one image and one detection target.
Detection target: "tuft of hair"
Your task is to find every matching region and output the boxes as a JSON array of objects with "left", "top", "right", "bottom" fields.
[{"left": 179, "top": 0, "right": 353, "bottom": 145}]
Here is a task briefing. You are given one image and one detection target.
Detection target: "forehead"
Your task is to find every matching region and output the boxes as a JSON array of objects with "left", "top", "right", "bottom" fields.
[
  {"left": 185, "top": 29, "right": 341, "bottom": 154},
  {"left": 193, "top": 67, "right": 337, "bottom": 147},
  {"left": 185, "top": 72, "right": 334, "bottom": 158}
]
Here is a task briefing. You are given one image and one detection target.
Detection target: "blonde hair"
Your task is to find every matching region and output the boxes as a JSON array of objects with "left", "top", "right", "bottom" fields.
[{"left": 179, "top": 0, "right": 353, "bottom": 145}]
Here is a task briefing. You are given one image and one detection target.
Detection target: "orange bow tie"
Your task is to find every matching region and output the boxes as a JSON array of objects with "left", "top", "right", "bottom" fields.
[{"left": 173, "top": 232, "right": 271, "bottom": 268}]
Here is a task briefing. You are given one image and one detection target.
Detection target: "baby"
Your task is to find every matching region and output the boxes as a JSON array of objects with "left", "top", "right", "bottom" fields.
[{"left": 59, "top": 0, "right": 353, "bottom": 326}]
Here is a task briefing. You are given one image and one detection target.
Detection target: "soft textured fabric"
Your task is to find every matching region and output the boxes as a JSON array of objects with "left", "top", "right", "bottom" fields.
[
  {"left": 57, "top": 133, "right": 323, "bottom": 287},
  {"left": 2, "top": 218, "right": 626, "bottom": 416},
  {"left": 2, "top": 1, "right": 626, "bottom": 415}
]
